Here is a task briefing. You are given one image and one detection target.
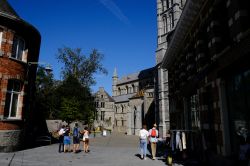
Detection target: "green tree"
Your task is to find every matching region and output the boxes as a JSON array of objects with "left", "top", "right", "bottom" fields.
[
  {"left": 35, "top": 66, "right": 57, "bottom": 119},
  {"left": 60, "top": 97, "right": 81, "bottom": 123},
  {"left": 56, "top": 46, "right": 108, "bottom": 87},
  {"left": 55, "top": 75, "right": 95, "bottom": 123}
]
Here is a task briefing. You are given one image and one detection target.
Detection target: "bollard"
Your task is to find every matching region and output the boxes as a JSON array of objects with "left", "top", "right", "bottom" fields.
[{"left": 167, "top": 155, "right": 173, "bottom": 166}]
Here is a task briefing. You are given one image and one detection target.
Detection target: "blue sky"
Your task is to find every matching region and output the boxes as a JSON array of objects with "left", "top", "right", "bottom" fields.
[{"left": 8, "top": 0, "right": 157, "bottom": 94}]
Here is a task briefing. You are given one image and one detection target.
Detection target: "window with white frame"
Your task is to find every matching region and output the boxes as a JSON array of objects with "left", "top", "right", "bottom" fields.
[
  {"left": 4, "top": 79, "right": 22, "bottom": 119},
  {"left": 11, "top": 36, "right": 25, "bottom": 60}
]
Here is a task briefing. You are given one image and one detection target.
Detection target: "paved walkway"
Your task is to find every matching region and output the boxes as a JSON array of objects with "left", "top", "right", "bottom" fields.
[{"left": 0, "top": 132, "right": 172, "bottom": 166}]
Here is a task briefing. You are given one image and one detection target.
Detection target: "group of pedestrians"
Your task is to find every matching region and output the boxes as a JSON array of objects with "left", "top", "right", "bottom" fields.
[
  {"left": 58, "top": 123, "right": 90, "bottom": 153},
  {"left": 139, "top": 123, "right": 159, "bottom": 160}
]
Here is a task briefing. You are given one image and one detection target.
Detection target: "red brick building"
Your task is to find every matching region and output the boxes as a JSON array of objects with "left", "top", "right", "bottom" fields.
[{"left": 0, "top": 0, "right": 41, "bottom": 151}]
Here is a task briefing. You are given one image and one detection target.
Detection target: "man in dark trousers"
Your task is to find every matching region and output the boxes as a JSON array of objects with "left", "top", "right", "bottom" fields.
[{"left": 58, "top": 125, "right": 65, "bottom": 153}]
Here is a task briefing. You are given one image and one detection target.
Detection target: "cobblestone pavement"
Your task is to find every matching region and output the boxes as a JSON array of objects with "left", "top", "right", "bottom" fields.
[{"left": 0, "top": 132, "right": 183, "bottom": 166}]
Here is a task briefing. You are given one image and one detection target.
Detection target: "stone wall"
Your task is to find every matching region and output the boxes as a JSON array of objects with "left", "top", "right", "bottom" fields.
[{"left": 0, "top": 130, "right": 21, "bottom": 152}]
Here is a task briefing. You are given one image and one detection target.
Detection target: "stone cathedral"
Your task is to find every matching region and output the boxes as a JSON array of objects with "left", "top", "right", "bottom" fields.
[{"left": 94, "top": 67, "right": 156, "bottom": 135}]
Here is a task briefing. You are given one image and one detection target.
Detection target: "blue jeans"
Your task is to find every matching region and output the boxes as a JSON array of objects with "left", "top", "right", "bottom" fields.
[{"left": 140, "top": 139, "right": 147, "bottom": 157}]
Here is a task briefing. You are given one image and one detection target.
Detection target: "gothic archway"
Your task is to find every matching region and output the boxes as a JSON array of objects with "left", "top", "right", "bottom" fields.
[{"left": 144, "top": 102, "right": 155, "bottom": 129}]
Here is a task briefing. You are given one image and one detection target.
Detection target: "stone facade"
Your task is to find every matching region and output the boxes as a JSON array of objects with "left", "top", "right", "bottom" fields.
[
  {"left": 94, "top": 68, "right": 156, "bottom": 136},
  {"left": 0, "top": 0, "right": 41, "bottom": 152},
  {"left": 93, "top": 87, "right": 115, "bottom": 130},
  {"left": 161, "top": 0, "right": 250, "bottom": 158},
  {"left": 112, "top": 67, "right": 155, "bottom": 135},
  {"left": 155, "top": 0, "right": 186, "bottom": 137}
]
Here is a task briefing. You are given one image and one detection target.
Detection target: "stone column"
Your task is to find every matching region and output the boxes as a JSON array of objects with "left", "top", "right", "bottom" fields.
[
  {"left": 135, "top": 105, "right": 142, "bottom": 136},
  {"left": 127, "top": 107, "right": 132, "bottom": 135}
]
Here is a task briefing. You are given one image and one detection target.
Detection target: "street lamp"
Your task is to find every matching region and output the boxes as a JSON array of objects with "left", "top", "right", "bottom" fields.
[
  {"left": 24, "top": 61, "right": 53, "bottom": 147},
  {"left": 27, "top": 62, "right": 52, "bottom": 74}
]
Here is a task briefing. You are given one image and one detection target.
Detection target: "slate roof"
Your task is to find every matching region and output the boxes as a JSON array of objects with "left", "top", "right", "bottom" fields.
[
  {"left": 0, "top": 0, "right": 19, "bottom": 19},
  {"left": 113, "top": 93, "right": 135, "bottom": 103},
  {"left": 117, "top": 72, "right": 139, "bottom": 85},
  {"left": 117, "top": 67, "right": 155, "bottom": 85},
  {"left": 94, "top": 88, "right": 115, "bottom": 102}
]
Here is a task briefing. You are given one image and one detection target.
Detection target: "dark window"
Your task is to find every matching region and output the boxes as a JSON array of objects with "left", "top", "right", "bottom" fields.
[
  {"left": 11, "top": 36, "right": 25, "bottom": 60},
  {"left": 101, "top": 111, "right": 105, "bottom": 120}
]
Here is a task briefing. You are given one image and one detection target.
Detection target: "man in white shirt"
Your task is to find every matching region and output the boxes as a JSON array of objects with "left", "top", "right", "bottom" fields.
[
  {"left": 139, "top": 125, "right": 149, "bottom": 160},
  {"left": 58, "top": 125, "right": 65, "bottom": 153}
]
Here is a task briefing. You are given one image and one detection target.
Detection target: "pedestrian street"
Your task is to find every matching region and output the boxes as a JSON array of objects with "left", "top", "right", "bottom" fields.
[{"left": 0, "top": 132, "right": 183, "bottom": 166}]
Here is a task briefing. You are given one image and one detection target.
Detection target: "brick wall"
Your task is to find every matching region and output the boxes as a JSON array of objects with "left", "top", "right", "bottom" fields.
[{"left": 0, "top": 27, "right": 26, "bottom": 152}]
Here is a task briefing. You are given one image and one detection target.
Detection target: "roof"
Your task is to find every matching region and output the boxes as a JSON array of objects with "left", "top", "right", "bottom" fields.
[
  {"left": 113, "top": 93, "right": 135, "bottom": 103},
  {"left": 117, "top": 67, "right": 155, "bottom": 85},
  {"left": 105, "top": 90, "right": 115, "bottom": 102},
  {"left": 117, "top": 72, "right": 139, "bottom": 85},
  {"left": 0, "top": 0, "right": 19, "bottom": 19},
  {"left": 94, "top": 88, "right": 115, "bottom": 102},
  {"left": 0, "top": 0, "right": 41, "bottom": 38}
]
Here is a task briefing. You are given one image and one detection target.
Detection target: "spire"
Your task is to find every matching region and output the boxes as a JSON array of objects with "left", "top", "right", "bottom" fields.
[
  {"left": 0, "top": 0, "right": 20, "bottom": 18},
  {"left": 113, "top": 67, "right": 117, "bottom": 77}
]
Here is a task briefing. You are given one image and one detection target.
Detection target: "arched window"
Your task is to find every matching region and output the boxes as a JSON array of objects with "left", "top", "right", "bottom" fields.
[
  {"left": 163, "top": 15, "right": 167, "bottom": 34},
  {"left": 161, "top": 0, "right": 164, "bottom": 11},
  {"left": 126, "top": 86, "right": 128, "bottom": 94},
  {"left": 118, "top": 87, "right": 121, "bottom": 95},
  {"left": 132, "top": 84, "right": 135, "bottom": 93}
]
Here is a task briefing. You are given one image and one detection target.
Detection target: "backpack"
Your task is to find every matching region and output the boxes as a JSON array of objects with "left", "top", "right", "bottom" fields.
[
  {"left": 73, "top": 127, "right": 79, "bottom": 137},
  {"left": 140, "top": 130, "right": 147, "bottom": 139},
  {"left": 151, "top": 129, "right": 156, "bottom": 137}
]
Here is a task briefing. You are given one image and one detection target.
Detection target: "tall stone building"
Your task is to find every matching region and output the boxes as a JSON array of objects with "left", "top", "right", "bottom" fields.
[
  {"left": 94, "top": 67, "right": 156, "bottom": 136},
  {"left": 155, "top": 0, "right": 186, "bottom": 137},
  {"left": 161, "top": 0, "right": 250, "bottom": 160},
  {"left": 0, "top": 0, "right": 41, "bottom": 151}
]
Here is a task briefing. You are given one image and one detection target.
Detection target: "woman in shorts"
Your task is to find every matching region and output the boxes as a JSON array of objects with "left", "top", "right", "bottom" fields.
[
  {"left": 63, "top": 125, "right": 71, "bottom": 152},
  {"left": 82, "top": 127, "right": 90, "bottom": 153}
]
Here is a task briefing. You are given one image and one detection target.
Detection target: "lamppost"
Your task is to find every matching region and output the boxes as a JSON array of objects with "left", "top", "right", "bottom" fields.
[
  {"left": 24, "top": 61, "right": 52, "bottom": 147},
  {"left": 27, "top": 62, "right": 52, "bottom": 74},
  {"left": 25, "top": 61, "right": 53, "bottom": 113}
]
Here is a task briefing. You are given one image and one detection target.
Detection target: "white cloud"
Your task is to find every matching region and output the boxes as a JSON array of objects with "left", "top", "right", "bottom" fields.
[{"left": 99, "top": 0, "right": 130, "bottom": 25}]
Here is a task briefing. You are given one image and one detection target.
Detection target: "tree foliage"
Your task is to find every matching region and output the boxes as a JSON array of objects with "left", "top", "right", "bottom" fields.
[
  {"left": 34, "top": 66, "right": 57, "bottom": 119},
  {"left": 56, "top": 46, "right": 108, "bottom": 87},
  {"left": 55, "top": 75, "right": 95, "bottom": 123},
  {"left": 34, "top": 46, "right": 104, "bottom": 123},
  {"left": 59, "top": 97, "right": 81, "bottom": 123}
]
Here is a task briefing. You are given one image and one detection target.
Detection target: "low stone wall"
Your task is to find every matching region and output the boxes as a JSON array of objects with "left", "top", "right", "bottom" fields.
[{"left": 0, "top": 130, "right": 21, "bottom": 152}]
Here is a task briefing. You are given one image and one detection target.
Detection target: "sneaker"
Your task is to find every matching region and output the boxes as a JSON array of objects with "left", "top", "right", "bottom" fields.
[
  {"left": 144, "top": 157, "right": 147, "bottom": 160},
  {"left": 152, "top": 157, "right": 156, "bottom": 160},
  {"left": 141, "top": 155, "right": 143, "bottom": 159}
]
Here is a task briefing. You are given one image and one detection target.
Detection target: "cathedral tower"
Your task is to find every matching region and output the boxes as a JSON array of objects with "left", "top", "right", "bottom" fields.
[{"left": 112, "top": 68, "right": 118, "bottom": 97}]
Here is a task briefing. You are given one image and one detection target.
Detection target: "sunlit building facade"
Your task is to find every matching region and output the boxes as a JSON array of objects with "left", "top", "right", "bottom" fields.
[{"left": 0, "top": 0, "right": 41, "bottom": 151}]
